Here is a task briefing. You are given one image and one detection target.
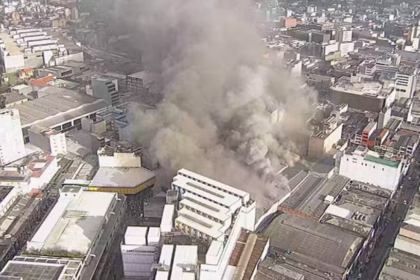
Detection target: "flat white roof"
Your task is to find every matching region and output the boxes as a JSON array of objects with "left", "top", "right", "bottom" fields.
[
  {"left": 159, "top": 244, "right": 174, "bottom": 270},
  {"left": 128, "top": 71, "right": 146, "bottom": 79},
  {"left": 177, "top": 169, "right": 249, "bottom": 198},
  {"left": 28, "top": 191, "right": 116, "bottom": 254},
  {"left": 148, "top": 227, "right": 160, "bottom": 239},
  {"left": 173, "top": 176, "right": 241, "bottom": 208},
  {"left": 183, "top": 192, "right": 231, "bottom": 214},
  {"left": 405, "top": 218, "right": 420, "bottom": 228},
  {"left": 156, "top": 271, "right": 170, "bottom": 280},
  {"left": 176, "top": 208, "right": 224, "bottom": 239},
  {"left": 180, "top": 196, "right": 230, "bottom": 222},
  {"left": 161, "top": 204, "right": 175, "bottom": 228},
  {"left": 170, "top": 245, "right": 198, "bottom": 280},
  {"left": 30, "top": 198, "right": 72, "bottom": 244},
  {"left": 125, "top": 226, "right": 147, "bottom": 238},
  {"left": 325, "top": 205, "right": 353, "bottom": 219},
  {"left": 90, "top": 167, "right": 155, "bottom": 188},
  {"left": 12, "top": 84, "right": 31, "bottom": 90},
  {"left": 206, "top": 240, "right": 223, "bottom": 258}
]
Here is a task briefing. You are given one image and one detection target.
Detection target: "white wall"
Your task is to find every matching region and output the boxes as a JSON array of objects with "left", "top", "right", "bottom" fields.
[
  {"left": 323, "top": 42, "right": 339, "bottom": 56},
  {"left": 200, "top": 210, "right": 249, "bottom": 280},
  {"left": 4, "top": 54, "right": 25, "bottom": 73},
  {"left": 55, "top": 51, "right": 84, "bottom": 65},
  {"left": 395, "top": 73, "right": 416, "bottom": 99},
  {"left": 50, "top": 133, "right": 67, "bottom": 156},
  {"left": 0, "top": 109, "right": 26, "bottom": 165},
  {"left": 98, "top": 153, "right": 142, "bottom": 168},
  {"left": 29, "top": 157, "right": 59, "bottom": 190},
  {"left": 0, "top": 180, "right": 30, "bottom": 195},
  {"left": 395, "top": 236, "right": 420, "bottom": 257},
  {"left": 339, "top": 42, "right": 355, "bottom": 57},
  {"left": 324, "top": 124, "right": 343, "bottom": 153},
  {"left": 0, "top": 187, "right": 18, "bottom": 217},
  {"left": 339, "top": 153, "right": 402, "bottom": 191},
  {"left": 121, "top": 245, "right": 156, "bottom": 277}
]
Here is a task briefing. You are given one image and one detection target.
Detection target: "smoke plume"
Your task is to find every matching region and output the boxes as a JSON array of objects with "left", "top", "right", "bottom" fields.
[{"left": 120, "top": 0, "right": 316, "bottom": 208}]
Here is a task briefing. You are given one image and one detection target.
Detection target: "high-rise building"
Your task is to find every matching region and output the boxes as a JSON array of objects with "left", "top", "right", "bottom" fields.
[
  {"left": 91, "top": 76, "right": 120, "bottom": 106},
  {"left": 0, "top": 108, "right": 26, "bottom": 165},
  {"left": 395, "top": 66, "right": 417, "bottom": 99}
]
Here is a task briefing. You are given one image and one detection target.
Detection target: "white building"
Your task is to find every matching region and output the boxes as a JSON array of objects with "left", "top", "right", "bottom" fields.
[
  {"left": 98, "top": 146, "right": 142, "bottom": 168},
  {"left": 22, "top": 186, "right": 126, "bottom": 279},
  {"left": 0, "top": 28, "right": 84, "bottom": 73},
  {"left": 155, "top": 245, "right": 198, "bottom": 280},
  {"left": 337, "top": 146, "right": 403, "bottom": 191},
  {"left": 172, "top": 169, "right": 256, "bottom": 243},
  {"left": 308, "top": 120, "right": 343, "bottom": 158},
  {"left": 121, "top": 226, "right": 160, "bottom": 278},
  {"left": 160, "top": 169, "right": 259, "bottom": 280},
  {"left": 395, "top": 66, "right": 417, "bottom": 99},
  {"left": 160, "top": 204, "right": 175, "bottom": 233},
  {"left": 91, "top": 76, "right": 119, "bottom": 106},
  {"left": 339, "top": 42, "right": 355, "bottom": 57},
  {"left": 28, "top": 126, "right": 67, "bottom": 156},
  {"left": 0, "top": 186, "right": 18, "bottom": 218},
  {"left": 0, "top": 153, "right": 59, "bottom": 193},
  {"left": 0, "top": 108, "right": 26, "bottom": 165}
]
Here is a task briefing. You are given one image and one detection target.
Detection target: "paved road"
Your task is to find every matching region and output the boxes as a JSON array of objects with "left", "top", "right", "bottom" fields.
[{"left": 358, "top": 156, "right": 420, "bottom": 280}]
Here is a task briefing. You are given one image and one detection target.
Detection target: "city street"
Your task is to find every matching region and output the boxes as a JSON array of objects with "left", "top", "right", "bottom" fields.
[{"left": 359, "top": 154, "right": 420, "bottom": 280}]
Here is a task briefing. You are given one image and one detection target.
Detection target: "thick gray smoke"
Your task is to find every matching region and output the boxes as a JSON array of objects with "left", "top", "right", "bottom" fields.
[{"left": 121, "top": 0, "right": 316, "bottom": 208}]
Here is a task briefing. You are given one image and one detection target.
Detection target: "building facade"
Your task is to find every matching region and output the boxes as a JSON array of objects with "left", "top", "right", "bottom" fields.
[
  {"left": 91, "top": 77, "right": 120, "bottom": 106},
  {"left": 0, "top": 108, "right": 26, "bottom": 165},
  {"left": 337, "top": 146, "right": 403, "bottom": 191},
  {"left": 395, "top": 67, "right": 417, "bottom": 99},
  {"left": 171, "top": 169, "right": 256, "bottom": 243}
]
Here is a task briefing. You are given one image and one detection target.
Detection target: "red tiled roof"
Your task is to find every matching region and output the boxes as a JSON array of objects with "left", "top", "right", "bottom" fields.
[
  {"left": 21, "top": 68, "right": 34, "bottom": 73},
  {"left": 30, "top": 75, "right": 55, "bottom": 87},
  {"left": 28, "top": 154, "right": 54, "bottom": 178},
  {"left": 27, "top": 188, "right": 40, "bottom": 197}
]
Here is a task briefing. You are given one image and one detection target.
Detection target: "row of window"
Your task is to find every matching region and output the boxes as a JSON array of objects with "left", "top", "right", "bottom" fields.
[
  {"left": 175, "top": 221, "right": 211, "bottom": 242},
  {"left": 178, "top": 172, "right": 241, "bottom": 199},
  {"left": 180, "top": 204, "right": 224, "bottom": 224},
  {"left": 346, "top": 158, "right": 386, "bottom": 170},
  {"left": 173, "top": 185, "right": 227, "bottom": 209}
]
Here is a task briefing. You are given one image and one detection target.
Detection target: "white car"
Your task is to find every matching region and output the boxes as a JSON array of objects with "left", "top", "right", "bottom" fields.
[{"left": 403, "top": 200, "right": 408, "bottom": 205}]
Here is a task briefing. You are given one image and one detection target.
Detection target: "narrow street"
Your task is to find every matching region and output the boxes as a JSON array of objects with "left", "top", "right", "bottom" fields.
[{"left": 358, "top": 153, "right": 420, "bottom": 280}]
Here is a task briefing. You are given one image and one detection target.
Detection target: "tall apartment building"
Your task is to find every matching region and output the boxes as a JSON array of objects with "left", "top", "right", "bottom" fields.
[
  {"left": 91, "top": 76, "right": 120, "bottom": 106},
  {"left": 127, "top": 71, "right": 145, "bottom": 93},
  {"left": 395, "top": 66, "right": 417, "bottom": 99},
  {"left": 0, "top": 108, "right": 26, "bottom": 165},
  {"left": 104, "top": 72, "right": 127, "bottom": 92},
  {"left": 336, "top": 29, "right": 352, "bottom": 42}
]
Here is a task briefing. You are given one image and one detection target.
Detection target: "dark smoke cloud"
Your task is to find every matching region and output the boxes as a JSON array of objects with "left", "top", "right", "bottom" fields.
[{"left": 119, "top": 0, "right": 316, "bottom": 208}]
